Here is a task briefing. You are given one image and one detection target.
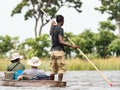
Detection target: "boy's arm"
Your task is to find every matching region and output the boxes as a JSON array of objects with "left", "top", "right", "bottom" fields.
[
  {"left": 50, "top": 20, "right": 56, "bottom": 35},
  {"left": 58, "top": 35, "right": 79, "bottom": 49}
]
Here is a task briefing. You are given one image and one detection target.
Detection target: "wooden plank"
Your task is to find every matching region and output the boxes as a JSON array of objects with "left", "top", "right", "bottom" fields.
[{"left": 0, "top": 80, "right": 66, "bottom": 87}]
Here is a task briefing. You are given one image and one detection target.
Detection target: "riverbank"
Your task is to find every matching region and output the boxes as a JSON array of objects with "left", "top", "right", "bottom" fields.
[{"left": 0, "top": 57, "right": 120, "bottom": 71}]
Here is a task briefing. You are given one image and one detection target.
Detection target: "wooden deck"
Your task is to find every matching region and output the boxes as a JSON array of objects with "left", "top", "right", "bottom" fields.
[{"left": 0, "top": 80, "right": 66, "bottom": 87}]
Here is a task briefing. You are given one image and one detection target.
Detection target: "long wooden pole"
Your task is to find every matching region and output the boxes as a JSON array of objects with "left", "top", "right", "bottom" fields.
[{"left": 65, "top": 34, "right": 113, "bottom": 87}]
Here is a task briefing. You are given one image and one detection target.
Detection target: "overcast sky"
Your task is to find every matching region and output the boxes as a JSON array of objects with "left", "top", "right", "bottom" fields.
[{"left": 0, "top": 0, "right": 110, "bottom": 41}]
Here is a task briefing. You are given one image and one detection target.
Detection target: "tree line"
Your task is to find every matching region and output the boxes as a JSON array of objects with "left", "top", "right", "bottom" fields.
[
  {"left": 1, "top": 0, "right": 120, "bottom": 59},
  {"left": 0, "top": 20, "right": 120, "bottom": 59}
]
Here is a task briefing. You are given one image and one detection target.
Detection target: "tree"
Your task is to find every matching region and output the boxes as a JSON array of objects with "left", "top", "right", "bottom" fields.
[
  {"left": 11, "top": 0, "right": 82, "bottom": 37},
  {"left": 19, "top": 34, "right": 50, "bottom": 58},
  {"left": 78, "top": 29, "right": 95, "bottom": 54},
  {"left": 70, "top": 29, "right": 96, "bottom": 59},
  {"left": 99, "top": 20, "right": 116, "bottom": 31},
  {"left": 95, "top": 30, "right": 115, "bottom": 58},
  {"left": 95, "top": 21, "right": 116, "bottom": 58},
  {"left": 0, "top": 35, "right": 19, "bottom": 58},
  {"left": 95, "top": 0, "right": 120, "bottom": 37},
  {"left": 64, "top": 32, "right": 77, "bottom": 58},
  {"left": 108, "top": 39, "right": 120, "bottom": 56}
]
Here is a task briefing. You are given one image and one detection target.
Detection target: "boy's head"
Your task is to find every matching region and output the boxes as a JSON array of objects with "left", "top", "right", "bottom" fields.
[{"left": 56, "top": 15, "right": 64, "bottom": 26}]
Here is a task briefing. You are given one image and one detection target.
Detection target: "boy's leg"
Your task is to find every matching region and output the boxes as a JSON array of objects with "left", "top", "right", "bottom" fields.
[
  {"left": 58, "top": 73, "right": 63, "bottom": 81},
  {"left": 50, "top": 74, "right": 55, "bottom": 80},
  {"left": 57, "top": 51, "right": 66, "bottom": 81}
]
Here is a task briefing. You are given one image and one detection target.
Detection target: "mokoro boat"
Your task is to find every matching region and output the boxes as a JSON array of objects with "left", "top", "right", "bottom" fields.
[{"left": 0, "top": 80, "right": 66, "bottom": 87}]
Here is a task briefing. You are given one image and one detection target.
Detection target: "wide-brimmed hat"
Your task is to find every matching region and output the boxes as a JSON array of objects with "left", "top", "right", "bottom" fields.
[
  {"left": 11, "top": 53, "right": 23, "bottom": 61},
  {"left": 27, "top": 57, "right": 41, "bottom": 67}
]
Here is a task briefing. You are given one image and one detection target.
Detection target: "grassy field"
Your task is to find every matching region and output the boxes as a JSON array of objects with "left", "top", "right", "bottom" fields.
[
  {"left": 0, "top": 57, "right": 120, "bottom": 71},
  {"left": 66, "top": 57, "right": 120, "bottom": 70}
]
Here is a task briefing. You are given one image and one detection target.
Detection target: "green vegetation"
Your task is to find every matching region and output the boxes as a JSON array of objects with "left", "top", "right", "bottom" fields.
[
  {"left": 66, "top": 57, "right": 120, "bottom": 70},
  {"left": 1, "top": 1, "right": 120, "bottom": 59},
  {"left": 0, "top": 22, "right": 119, "bottom": 59},
  {"left": 95, "top": 0, "right": 120, "bottom": 37},
  {"left": 0, "top": 57, "right": 120, "bottom": 71},
  {"left": 1, "top": 1, "right": 120, "bottom": 72}
]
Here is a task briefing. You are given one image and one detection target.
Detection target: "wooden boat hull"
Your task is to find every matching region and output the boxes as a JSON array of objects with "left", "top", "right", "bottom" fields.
[{"left": 0, "top": 80, "right": 66, "bottom": 87}]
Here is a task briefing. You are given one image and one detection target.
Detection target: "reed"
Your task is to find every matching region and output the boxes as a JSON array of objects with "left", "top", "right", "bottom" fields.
[
  {"left": 0, "top": 58, "right": 10, "bottom": 71},
  {"left": 66, "top": 57, "right": 120, "bottom": 70},
  {"left": 0, "top": 57, "right": 120, "bottom": 71}
]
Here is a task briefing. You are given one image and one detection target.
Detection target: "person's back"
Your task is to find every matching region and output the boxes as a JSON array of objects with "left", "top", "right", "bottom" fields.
[
  {"left": 50, "top": 25, "right": 64, "bottom": 51},
  {"left": 18, "top": 57, "right": 49, "bottom": 80},
  {"left": 7, "top": 53, "right": 25, "bottom": 71},
  {"left": 5, "top": 53, "right": 25, "bottom": 80},
  {"left": 7, "top": 61, "right": 25, "bottom": 71},
  {"left": 22, "top": 68, "right": 45, "bottom": 76}
]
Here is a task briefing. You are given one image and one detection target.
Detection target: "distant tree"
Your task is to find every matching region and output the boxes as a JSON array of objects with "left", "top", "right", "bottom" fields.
[
  {"left": 99, "top": 20, "right": 116, "bottom": 31},
  {"left": 64, "top": 32, "right": 77, "bottom": 58},
  {"left": 68, "top": 29, "right": 96, "bottom": 59},
  {"left": 20, "top": 34, "right": 50, "bottom": 58},
  {"left": 78, "top": 29, "right": 95, "bottom": 54},
  {"left": 108, "top": 39, "right": 120, "bottom": 56},
  {"left": 95, "top": 0, "right": 120, "bottom": 37},
  {"left": 0, "top": 35, "right": 19, "bottom": 57},
  {"left": 95, "top": 21, "right": 116, "bottom": 58},
  {"left": 11, "top": 0, "right": 82, "bottom": 37},
  {"left": 95, "top": 30, "right": 115, "bottom": 58}
]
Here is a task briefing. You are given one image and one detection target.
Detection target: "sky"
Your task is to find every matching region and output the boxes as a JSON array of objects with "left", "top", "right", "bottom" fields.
[{"left": 0, "top": 0, "right": 110, "bottom": 41}]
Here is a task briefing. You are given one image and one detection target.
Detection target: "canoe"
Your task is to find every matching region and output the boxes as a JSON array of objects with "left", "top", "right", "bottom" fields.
[
  {"left": 1, "top": 71, "right": 66, "bottom": 87},
  {"left": 0, "top": 80, "right": 66, "bottom": 87},
  {"left": 0, "top": 79, "right": 66, "bottom": 87}
]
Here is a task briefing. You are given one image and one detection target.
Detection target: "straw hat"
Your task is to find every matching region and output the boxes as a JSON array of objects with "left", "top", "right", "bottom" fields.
[
  {"left": 27, "top": 57, "right": 41, "bottom": 67},
  {"left": 11, "top": 53, "right": 23, "bottom": 61}
]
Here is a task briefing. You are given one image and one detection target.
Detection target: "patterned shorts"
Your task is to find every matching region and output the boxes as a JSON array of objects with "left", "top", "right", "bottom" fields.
[{"left": 50, "top": 51, "right": 66, "bottom": 74}]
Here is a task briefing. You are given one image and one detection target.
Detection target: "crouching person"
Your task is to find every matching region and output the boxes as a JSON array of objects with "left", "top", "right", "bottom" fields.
[{"left": 18, "top": 57, "right": 50, "bottom": 80}]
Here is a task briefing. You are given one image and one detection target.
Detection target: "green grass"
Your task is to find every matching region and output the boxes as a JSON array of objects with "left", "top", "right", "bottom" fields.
[
  {"left": 0, "top": 58, "right": 10, "bottom": 71},
  {"left": 66, "top": 57, "right": 120, "bottom": 70},
  {"left": 0, "top": 57, "right": 120, "bottom": 71}
]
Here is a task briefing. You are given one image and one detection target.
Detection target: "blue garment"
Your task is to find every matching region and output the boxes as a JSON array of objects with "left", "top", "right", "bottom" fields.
[
  {"left": 32, "top": 73, "right": 50, "bottom": 80},
  {"left": 14, "top": 70, "right": 23, "bottom": 80}
]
